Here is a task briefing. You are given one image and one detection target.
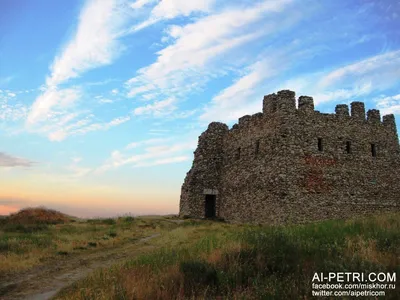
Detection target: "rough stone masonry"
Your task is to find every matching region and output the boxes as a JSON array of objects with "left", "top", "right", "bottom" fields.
[{"left": 179, "top": 90, "right": 400, "bottom": 224}]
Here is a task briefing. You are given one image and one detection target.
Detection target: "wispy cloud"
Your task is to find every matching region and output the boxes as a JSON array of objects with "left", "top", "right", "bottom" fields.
[
  {"left": 126, "top": 0, "right": 296, "bottom": 106},
  {"left": 28, "top": 0, "right": 131, "bottom": 124},
  {"left": 27, "top": 87, "right": 81, "bottom": 124},
  {"left": 200, "top": 48, "right": 400, "bottom": 123},
  {"left": 0, "top": 92, "right": 28, "bottom": 122},
  {"left": 126, "top": 138, "right": 169, "bottom": 149},
  {"left": 97, "top": 139, "right": 196, "bottom": 172},
  {"left": 130, "top": 0, "right": 216, "bottom": 32},
  {"left": 289, "top": 50, "right": 400, "bottom": 105},
  {"left": 46, "top": 0, "right": 129, "bottom": 87},
  {"left": 0, "top": 152, "right": 34, "bottom": 168},
  {"left": 375, "top": 93, "right": 400, "bottom": 115},
  {"left": 66, "top": 156, "right": 92, "bottom": 177},
  {"left": 133, "top": 98, "right": 177, "bottom": 117},
  {"left": 318, "top": 50, "right": 400, "bottom": 89},
  {"left": 130, "top": 0, "right": 156, "bottom": 10},
  {"left": 200, "top": 53, "right": 291, "bottom": 122},
  {"left": 47, "top": 115, "right": 131, "bottom": 141}
]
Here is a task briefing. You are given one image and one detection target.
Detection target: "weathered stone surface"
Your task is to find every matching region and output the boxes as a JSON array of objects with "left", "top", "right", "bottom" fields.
[{"left": 180, "top": 90, "right": 400, "bottom": 224}]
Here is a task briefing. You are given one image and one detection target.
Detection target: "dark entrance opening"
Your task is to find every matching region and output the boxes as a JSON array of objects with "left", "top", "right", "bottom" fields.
[{"left": 205, "top": 195, "right": 216, "bottom": 218}]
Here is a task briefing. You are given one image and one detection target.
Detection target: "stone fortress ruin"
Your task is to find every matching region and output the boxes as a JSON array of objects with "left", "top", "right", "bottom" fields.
[{"left": 179, "top": 90, "right": 400, "bottom": 223}]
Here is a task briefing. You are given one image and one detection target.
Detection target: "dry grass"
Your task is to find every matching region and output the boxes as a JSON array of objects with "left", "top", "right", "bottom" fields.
[
  {"left": 345, "top": 236, "right": 398, "bottom": 266},
  {"left": 55, "top": 213, "right": 400, "bottom": 300},
  {"left": 0, "top": 208, "right": 179, "bottom": 274}
]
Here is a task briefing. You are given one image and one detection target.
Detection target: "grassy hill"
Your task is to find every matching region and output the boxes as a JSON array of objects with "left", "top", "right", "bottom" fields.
[
  {"left": 0, "top": 207, "right": 179, "bottom": 275},
  {"left": 54, "top": 213, "right": 399, "bottom": 300},
  {"left": 1, "top": 208, "right": 398, "bottom": 299}
]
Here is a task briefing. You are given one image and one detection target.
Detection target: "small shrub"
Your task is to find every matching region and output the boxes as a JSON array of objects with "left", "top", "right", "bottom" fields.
[
  {"left": 88, "top": 242, "right": 97, "bottom": 247},
  {"left": 108, "top": 232, "right": 117, "bottom": 238},
  {"left": 57, "top": 251, "right": 69, "bottom": 256}
]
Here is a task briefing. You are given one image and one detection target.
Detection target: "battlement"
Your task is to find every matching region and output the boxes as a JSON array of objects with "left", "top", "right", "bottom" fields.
[
  {"left": 350, "top": 102, "right": 365, "bottom": 121},
  {"left": 242, "top": 90, "right": 395, "bottom": 129},
  {"left": 298, "top": 96, "right": 314, "bottom": 112},
  {"left": 335, "top": 104, "right": 349, "bottom": 117},
  {"left": 262, "top": 90, "right": 296, "bottom": 114}
]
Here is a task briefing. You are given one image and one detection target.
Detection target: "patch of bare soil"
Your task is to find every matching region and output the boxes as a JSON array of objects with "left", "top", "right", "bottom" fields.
[{"left": 0, "top": 233, "right": 161, "bottom": 300}]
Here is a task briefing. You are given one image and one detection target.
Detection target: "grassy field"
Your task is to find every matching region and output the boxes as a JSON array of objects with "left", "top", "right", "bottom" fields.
[
  {"left": 0, "top": 207, "right": 179, "bottom": 275},
  {"left": 52, "top": 213, "right": 399, "bottom": 300}
]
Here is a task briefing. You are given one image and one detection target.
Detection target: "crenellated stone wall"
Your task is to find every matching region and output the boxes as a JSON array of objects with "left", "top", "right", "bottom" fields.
[{"left": 179, "top": 90, "right": 400, "bottom": 224}]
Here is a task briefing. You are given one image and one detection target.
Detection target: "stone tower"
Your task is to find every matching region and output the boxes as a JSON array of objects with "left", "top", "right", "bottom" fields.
[{"left": 179, "top": 90, "right": 400, "bottom": 223}]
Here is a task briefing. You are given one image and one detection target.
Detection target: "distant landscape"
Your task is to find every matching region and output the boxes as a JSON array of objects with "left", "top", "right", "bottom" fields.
[{"left": 0, "top": 207, "right": 398, "bottom": 299}]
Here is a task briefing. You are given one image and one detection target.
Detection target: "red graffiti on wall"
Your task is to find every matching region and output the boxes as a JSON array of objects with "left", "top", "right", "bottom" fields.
[
  {"left": 304, "top": 156, "right": 336, "bottom": 166},
  {"left": 303, "top": 155, "right": 336, "bottom": 193}
]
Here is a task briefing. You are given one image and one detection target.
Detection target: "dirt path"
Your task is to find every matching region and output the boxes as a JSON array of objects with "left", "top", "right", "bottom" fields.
[{"left": 0, "top": 233, "right": 161, "bottom": 300}]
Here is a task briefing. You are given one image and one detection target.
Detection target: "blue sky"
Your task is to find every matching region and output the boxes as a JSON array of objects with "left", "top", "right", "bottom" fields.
[{"left": 0, "top": 0, "right": 399, "bottom": 217}]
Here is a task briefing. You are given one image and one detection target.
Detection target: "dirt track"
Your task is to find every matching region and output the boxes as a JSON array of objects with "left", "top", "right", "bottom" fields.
[{"left": 0, "top": 233, "right": 161, "bottom": 300}]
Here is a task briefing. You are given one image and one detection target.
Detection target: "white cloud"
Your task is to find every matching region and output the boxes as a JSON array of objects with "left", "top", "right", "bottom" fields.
[
  {"left": 130, "top": 0, "right": 156, "bottom": 10},
  {"left": 28, "top": 0, "right": 130, "bottom": 125},
  {"left": 265, "top": 50, "right": 400, "bottom": 109},
  {"left": 127, "top": 1, "right": 294, "bottom": 93},
  {"left": 126, "top": 138, "right": 169, "bottom": 149},
  {"left": 47, "top": 0, "right": 128, "bottom": 86},
  {"left": 200, "top": 57, "right": 281, "bottom": 122},
  {"left": 126, "top": 0, "right": 297, "bottom": 119},
  {"left": 98, "top": 98, "right": 114, "bottom": 104},
  {"left": 151, "top": 0, "right": 215, "bottom": 19},
  {"left": 97, "top": 139, "right": 196, "bottom": 172},
  {"left": 130, "top": 0, "right": 216, "bottom": 32},
  {"left": 199, "top": 47, "right": 400, "bottom": 123},
  {"left": 27, "top": 88, "right": 81, "bottom": 124},
  {"left": 375, "top": 93, "right": 400, "bottom": 115},
  {"left": 43, "top": 114, "right": 130, "bottom": 141},
  {"left": 311, "top": 83, "right": 373, "bottom": 105},
  {"left": 0, "top": 92, "right": 28, "bottom": 122},
  {"left": 133, "top": 98, "right": 177, "bottom": 116},
  {"left": 318, "top": 50, "right": 400, "bottom": 89}
]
